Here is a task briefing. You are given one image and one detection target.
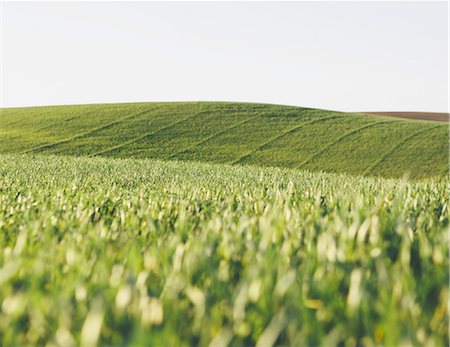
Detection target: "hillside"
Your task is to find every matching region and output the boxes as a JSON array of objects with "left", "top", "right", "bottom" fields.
[{"left": 0, "top": 102, "right": 448, "bottom": 178}]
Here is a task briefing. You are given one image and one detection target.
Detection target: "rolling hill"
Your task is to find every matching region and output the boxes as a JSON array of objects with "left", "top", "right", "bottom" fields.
[{"left": 1, "top": 102, "right": 448, "bottom": 178}]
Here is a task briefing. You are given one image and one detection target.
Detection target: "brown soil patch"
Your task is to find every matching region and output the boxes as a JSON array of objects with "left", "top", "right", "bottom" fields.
[{"left": 360, "top": 112, "right": 448, "bottom": 122}]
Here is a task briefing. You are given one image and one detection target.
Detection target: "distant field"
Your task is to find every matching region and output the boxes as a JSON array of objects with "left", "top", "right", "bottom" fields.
[
  {"left": 0, "top": 154, "right": 448, "bottom": 346},
  {"left": 1, "top": 102, "right": 448, "bottom": 178},
  {"left": 362, "top": 112, "right": 449, "bottom": 123}
]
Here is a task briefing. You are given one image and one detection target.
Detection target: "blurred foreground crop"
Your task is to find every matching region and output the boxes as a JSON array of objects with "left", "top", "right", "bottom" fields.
[{"left": 0, "top": 155, "right": 448, "bottom": 346}]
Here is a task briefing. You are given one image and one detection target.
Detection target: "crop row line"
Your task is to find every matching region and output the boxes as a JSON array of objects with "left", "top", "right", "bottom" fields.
[
  {"left": 363, "top": 124, "right": 442, "bottom": 176},
  {"left": 22, "top": 106, "right": 159, "bottom": 154},
  {"left": 231, "top": 114, "right": 342, "bottom": 165},
  {"left": 2, "top": 107, "right": 70, "bottom": 128},
  {"left": 35, "top": 110, "right": 102, "bottom": 133},
  {"left": 297, "top": 120, "right": 396, "bottom": 169},
  {"left": 92, "top": 110, "right": 212, "bottom": 157},
  {"left": 167, "top": 114, "right": 260, "bottom": 160}
]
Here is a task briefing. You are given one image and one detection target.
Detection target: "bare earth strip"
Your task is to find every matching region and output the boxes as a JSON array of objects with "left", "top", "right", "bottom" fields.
[{"left": 360, "top": 112, "right": 449, "bottom": 122}]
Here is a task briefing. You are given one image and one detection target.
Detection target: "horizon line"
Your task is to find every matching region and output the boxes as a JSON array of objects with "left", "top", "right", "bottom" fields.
[{"left": 1, "top": 100, "right": 449, "bottom": 115}]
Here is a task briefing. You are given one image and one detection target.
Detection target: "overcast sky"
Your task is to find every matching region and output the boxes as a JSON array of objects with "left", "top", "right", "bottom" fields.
[{"left": 1, "top": 1, "right": 448, "bottom": 112}]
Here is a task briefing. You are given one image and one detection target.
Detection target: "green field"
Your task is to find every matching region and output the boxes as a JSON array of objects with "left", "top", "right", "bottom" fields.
[
  {"left": 0, "top": 102, "right": 448, "bottom": 346},
  {"left": 0, "top": 155, "right": 448, "bottom": 346},
  {"left": 1, "top": 102, "right": 448, "bottom": 178}
]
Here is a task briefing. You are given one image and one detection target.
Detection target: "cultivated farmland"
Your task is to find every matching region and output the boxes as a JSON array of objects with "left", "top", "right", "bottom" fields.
[
  {"left": 0, "top": 102, "right": 448, "bottom": 346},
  {"left": 0, "top": 155, "right": 448, "bottom": 346},
  {"left": 0, "top": 102, "right": 448, "bottom": 178}
]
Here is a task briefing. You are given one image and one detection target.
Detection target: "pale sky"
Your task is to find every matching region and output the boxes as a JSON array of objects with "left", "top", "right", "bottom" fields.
[{"left": 1, "top": 1, "right": 448, "bottom": 112}]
